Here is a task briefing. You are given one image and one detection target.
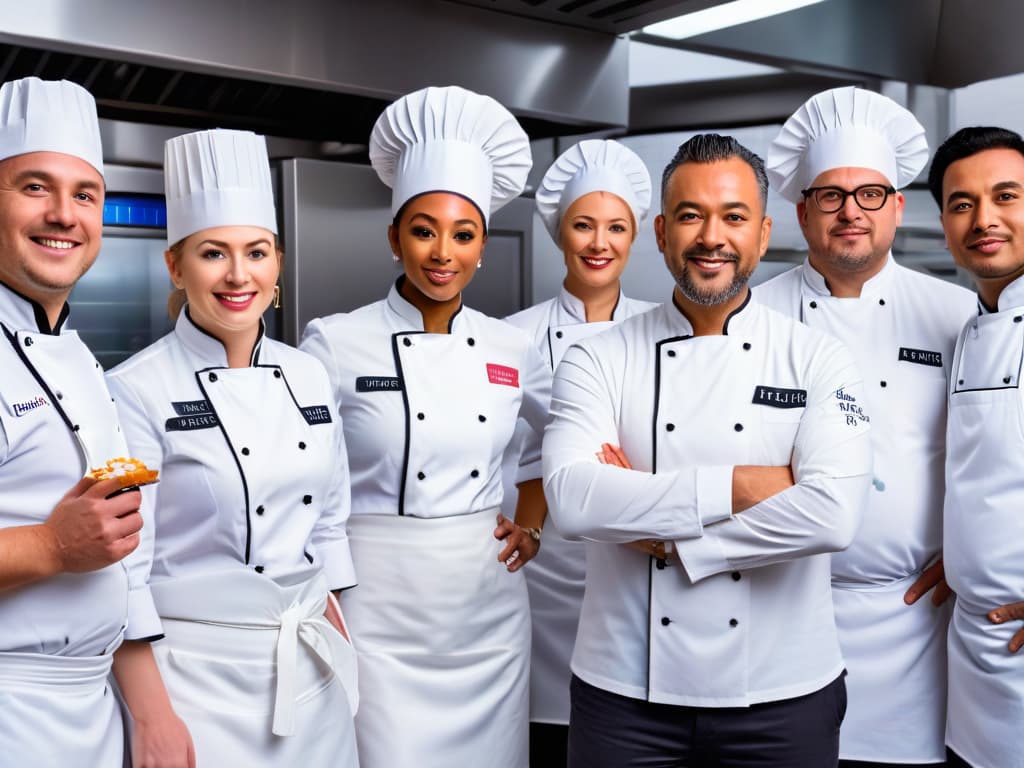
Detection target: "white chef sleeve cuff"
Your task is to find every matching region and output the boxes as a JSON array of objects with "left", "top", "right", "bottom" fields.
[
  {"left": 696, "top": 465, "right": 733, "bottom": 527},
  {"left": 318, "top": 538, "right": 357, "bottom": 591},
  {"left": 516, "top": 457, "right": 543, "bottom": 485},
  {"left": 124, "top": 585, "right": 164, "bottom": 640},
  {"left": 675, "top": 525, "right": 731, "bottom": 584}
]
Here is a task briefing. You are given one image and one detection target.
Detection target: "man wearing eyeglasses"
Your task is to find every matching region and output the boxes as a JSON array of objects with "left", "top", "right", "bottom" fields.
[{"left": 756, "top": 87, "right": 976, "bottom": 768}]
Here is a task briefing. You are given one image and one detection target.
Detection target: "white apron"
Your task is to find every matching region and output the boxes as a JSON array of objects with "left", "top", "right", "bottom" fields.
[
  {"left": 945, "top": 302, "right": 1024, "bottom": 768},
  {"left": 148, "top": 570, "right": 359, "bottom": 767},
  {"left": 346, "top": 508, "right": 530, "bottom": 768},
  {"left": 0, "top": 649, "right": 122, "bottom": 768}
]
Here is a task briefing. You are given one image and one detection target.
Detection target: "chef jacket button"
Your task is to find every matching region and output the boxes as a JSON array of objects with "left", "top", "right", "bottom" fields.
[
  {"left": 478, "top": 414, "right": 487, "bottom": 422},
  {"left": 241, "top": 447, "right": 250, "bottom": 456},
  {"left": 273, "top": 370, "right": 282, "bottom": 378},
  {"left": 256, "top": 505, "right": 265, "bottom": 516},
  {"left": 56, "top": 391, "right": 63, "bottom": 400},
  {"left": 255, "top": 565, "right": 265, "bottom": 574},
  {"left": 729, "top": 618, "right": 739, "bottom": 627},
  {"left": 403, "top": 337, "right": 412, "bottom": 347},
  {"left": 958, "top": 379, "right": 964, "bottom": 385},
  {"left": 471, "top": 469, "right": 480, "bottom": 478},
  {"left": 655, "top": 558, "right": 666, "bottom": 570},
  {"left": 660, "top": 617, "right": 671, "bottom": 626},
  {"left": 72, "top": 424, "right": 80, "bottom": 432},
  {"left": 1004, "top": 376, "right": 1012, "bottom": 384},
  {"left": 880, "top": 380, "right": 887, "bottom": 388},
  {"left": 666, "top": 423, "right": 675, "bottom": 432},
  {"left": 809, "top": 301, "right": 818, "bottom": 309},
  {"left": 467, "top": 337, "right": 476, "bottom": 346},
  {"left": 667, "top": 349, "right": 676, "bottom": 357},
  {"left": 417, "top": 471, "right": 426, "bottom": 480},
  {"left": 208, "top": 372, "right": 218, "bottom": 382},
  {"left": 298, "top": 441, "right": 306, "bottom": 450},
  {"left": 417, "top": 412, "right": 425, "bottom": 420},
  {"left": 95, "top": 362, "right": 100, "bottom": 369},
  {"left": 303, "top": 494, "right": 313, "bottom": 505},
  {"left": 24, "top": 336, "right": 32, "bottom": 346},
  {"left": 1015, "top": 316, "right": 1023, "bottom": 323},
  {"left": 734, "top": 423, "right": 743, "bottom": 432},
  {"left": 64, "top": 636, "right": 69, "bottom": 645},
  {"left": 879, "top": 299, "right": 886, "bottom": 306},
  {"left": 742, "top": 342, "right": 751, "bottom": 351},
  {"left": 731, "top": 571, "right": 741, "bottom": 581},
  {"left": 555, "top": 331, "right": 564, "bottom": 339}
]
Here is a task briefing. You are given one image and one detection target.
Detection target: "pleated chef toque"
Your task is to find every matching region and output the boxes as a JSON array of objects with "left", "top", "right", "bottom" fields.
[
  {"left": 164, "top": 128, "right": 277, "bottom": 246},
  {"left": 369, "top": 85, "right": 531, "bottom": 226},
  {"left": 0, "top": 77, "right": 103, "bottom": 176},
  {"left": 535, "top": 139, "right": 652, "bottom": 244},
  {"left": 767, "top": 86, "right": 928, "bottom": 203}
]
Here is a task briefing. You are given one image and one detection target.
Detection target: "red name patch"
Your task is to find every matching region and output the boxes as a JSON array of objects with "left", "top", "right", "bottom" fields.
[{"left": 486, "top": 363, "right": 519, "bottom": 388}]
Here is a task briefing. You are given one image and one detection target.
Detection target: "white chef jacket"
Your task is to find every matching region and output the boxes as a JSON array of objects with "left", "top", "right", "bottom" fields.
[
  {"left": 503, "top": 286, "right": 656, "bottom": 725},
  {"left": 301, "top": 278, "right": 550, "bottom": 520},
  {"left": 944, "top": 274, "right": 1024, "bottom": 768},
  {"left": 0, "top": 281, "right": 146, "bottom": 654},
  {"left": 106, "top": 308, "right": 356, "bottom": 637},
  {"left": 756, "top": 256, "right": 975, "bottom": 762},
  {"left": 543, "top": 291, "right": 872, "bottom": 707},
  {"left": 0, "top": 281, "right": 143, "bottom": 767}
]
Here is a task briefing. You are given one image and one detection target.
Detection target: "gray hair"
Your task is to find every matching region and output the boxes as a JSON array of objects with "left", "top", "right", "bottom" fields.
[{"left": 660, "top": 133, "right": 768, "bottom": 212}]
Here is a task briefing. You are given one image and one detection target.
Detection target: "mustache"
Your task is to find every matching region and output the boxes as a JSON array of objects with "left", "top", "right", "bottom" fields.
[{"left": 684, "top": 247, "right": 739, "bottom": 262}]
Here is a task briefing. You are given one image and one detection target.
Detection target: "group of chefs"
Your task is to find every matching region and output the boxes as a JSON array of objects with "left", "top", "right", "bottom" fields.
[{"left": 0, "top": 68, "right": 1020, "bottom": 768}]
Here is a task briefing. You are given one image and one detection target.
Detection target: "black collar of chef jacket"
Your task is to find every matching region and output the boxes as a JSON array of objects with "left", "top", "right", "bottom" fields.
[
  {"left": 393, "top": 275, "right": 464, "bottom": 332},
  {"left": 183, "top": 305, "right": 265, "bottom": 366},
  {"left": 670, "top": 286, "right": 751, "bottom": 336},
  {"left": 0, "top": 279, "right": 70, "bottom": 335}
]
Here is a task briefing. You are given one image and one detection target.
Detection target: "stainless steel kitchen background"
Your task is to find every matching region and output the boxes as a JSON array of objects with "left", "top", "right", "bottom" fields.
[{"left": 6, "top": 0, "right": 1024, "bottom": 363}]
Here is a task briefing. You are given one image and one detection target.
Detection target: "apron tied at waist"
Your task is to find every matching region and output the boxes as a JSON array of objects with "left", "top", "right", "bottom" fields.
[
  {"left": 0, "top": 647, "right": 114, "bottom": 692},
  {"left": 151, "top": 568, "right": 358, "bottom": 737}
]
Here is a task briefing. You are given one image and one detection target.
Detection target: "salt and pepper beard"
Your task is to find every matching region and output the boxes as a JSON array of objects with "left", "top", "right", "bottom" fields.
[{"left": 671, "top": 247, "right": 754, "bottom": 306}]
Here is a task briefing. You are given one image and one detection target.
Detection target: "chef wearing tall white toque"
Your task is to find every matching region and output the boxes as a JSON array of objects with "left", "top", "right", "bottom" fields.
[
  {"left": 301, "top": 85, "right": 549, "bottom": 768},
  {"left": 107, "top": 128, "right": 359, "bottom": 768},
  {"left": 501, "top": 138, "right": 656, "bottom": 767},
  {"left": 758, "top": 86, "right": 976, "bottom": 768}
]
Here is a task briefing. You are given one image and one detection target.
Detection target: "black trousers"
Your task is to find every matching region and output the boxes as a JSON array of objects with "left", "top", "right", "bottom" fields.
[
  {"left": 531, "top": 722, "right": 569, "bottom": 768},
  {"left": 568, "top": 673, "right": 847, "bottom": 768}
]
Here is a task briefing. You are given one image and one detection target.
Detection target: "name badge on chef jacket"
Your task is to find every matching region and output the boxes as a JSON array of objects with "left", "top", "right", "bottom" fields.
[
  {"left": 8, "top": 393, "right": 50, "bottom": 417},
  {"left": 898, "top": 347, "right": 943, "bottom": 367},
  {"left": 165, "top": 399, "right": 219, "bottom": 432},
  {"left": 751, "top": 385, "right": 806, "bottom": 409}
]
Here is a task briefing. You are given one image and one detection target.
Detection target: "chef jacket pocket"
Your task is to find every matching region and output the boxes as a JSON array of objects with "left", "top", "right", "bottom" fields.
[
  {"left": 157, "top": 644, "right": 276, "bottom": 715},
  {"left": 757, "top": 406, "right": 803, "bottom": 464}
]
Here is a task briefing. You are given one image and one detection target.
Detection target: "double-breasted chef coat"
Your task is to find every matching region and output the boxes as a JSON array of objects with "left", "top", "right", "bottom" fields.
[
  {"left": 502, "top": 286, "right": 656, "bottom": 726},
  {"left": 0, "top": 282, "right": 146, "bottom": 767},
  {"left": 106, "top": 307, "right": 359, "bottom": 766},
  {"left": 301, "top": 277, "right": 550, "bottom": 768},
  {"left": 756, "top": 256, "right": 976, "bottom": 763},
  {"left": 543, "top": 292, "right": 872, "bottom": 708},
  {"left": 944, "top": 274, "right": 1024, "bottom": 768}
]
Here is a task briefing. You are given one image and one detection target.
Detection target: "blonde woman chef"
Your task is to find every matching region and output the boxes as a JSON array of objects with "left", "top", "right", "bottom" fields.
[
  {"left": 107, "top": 129, "right": 358, "bottom": 768},
  {"left": 501, "top": 139, "right": 656, "bottom": 765},
  {"left": 301, "top": 85, "right": 549, "bottom": 768}
]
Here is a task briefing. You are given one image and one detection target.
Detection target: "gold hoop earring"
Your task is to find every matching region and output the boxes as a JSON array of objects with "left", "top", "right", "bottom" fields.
[{"left": 273, "top": 285, "right": 281, "bottom": 310}]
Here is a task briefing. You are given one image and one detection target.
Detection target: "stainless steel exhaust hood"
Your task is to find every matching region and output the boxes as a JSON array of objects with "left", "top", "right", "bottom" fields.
[{"left": 0, "top": 0, "right": 633, "bottom": 140}]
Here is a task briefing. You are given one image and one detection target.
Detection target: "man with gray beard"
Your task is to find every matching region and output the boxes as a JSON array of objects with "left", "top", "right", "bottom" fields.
[{"left": 542, "top": 133, "right": 873, "bottom": 766}]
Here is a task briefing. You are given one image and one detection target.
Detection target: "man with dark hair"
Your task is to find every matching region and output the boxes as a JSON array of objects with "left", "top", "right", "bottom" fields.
[
  {"left": 543, "top": 133, "right": 872, "bottom": 766},
  {"left": 759, "top": 87, "right": 975, "bottom": 768},
  {"left": 932, "top": 125, "right": 1024, "bottom": 768}
]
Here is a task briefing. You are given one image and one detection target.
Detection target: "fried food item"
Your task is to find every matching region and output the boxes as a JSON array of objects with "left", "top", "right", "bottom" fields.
[{"left": 89, "top": 457, "right": 159, "bottom": 488}]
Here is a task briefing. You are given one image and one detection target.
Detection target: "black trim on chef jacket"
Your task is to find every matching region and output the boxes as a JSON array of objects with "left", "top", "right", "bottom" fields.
[
  {"left": 391, "top": 330, "right": 423, "bottom": 517},
  {"left": 951, "top": 313, "right": 1024, "bottom": 394},
  {"left": 3, "top": 325, "right": 81, "bottom": 436},
  {"left": 0, "top": 279, "right": 70, "bottom": 334},
  {"left": 546, "top": 329, "right": 556, "bottom": 370}
]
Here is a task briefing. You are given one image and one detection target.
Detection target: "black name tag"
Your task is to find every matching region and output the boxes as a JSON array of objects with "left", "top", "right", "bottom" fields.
[
  {"left": 356, "top": 376, "right": 402, "bottom": 392},
  {"left": 898, "top": 347, "right": 943, "bottom": 367},
  {"left": 165, "top": 413, "right": 219, "bottom": 431},
  {"left": 752, "top": 385, "right": 807, "bottom": 409},
  {"left": 301, "top": 405, "right": 333, "bottom": 425},
  {"left": 171, "top": 399, "right": 212, "bottom": 416}
]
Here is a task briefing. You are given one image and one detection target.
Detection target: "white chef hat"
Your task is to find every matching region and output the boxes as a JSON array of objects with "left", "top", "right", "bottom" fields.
[
  {"left": 369, "top": 85, "right": 531, "bottom": 226},
  {"left": 535, "top": 139, "right": 652, "bottom": 244},
  {"left": 164, "top": 128, "right": 277, "bottom": 246},
  {"left": 767, "top": 86, "right": 928, "bottom": 203},
  {"left": 0, "top": 77, "right": 103, "bottom": 176}
]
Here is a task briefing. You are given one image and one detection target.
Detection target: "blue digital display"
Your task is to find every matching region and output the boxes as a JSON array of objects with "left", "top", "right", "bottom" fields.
[{"left": 103, "top": 195, "right": 167, "bottom": 228}]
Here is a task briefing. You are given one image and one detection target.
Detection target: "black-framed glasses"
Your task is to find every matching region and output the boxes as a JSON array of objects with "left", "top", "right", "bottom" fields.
[{"left": 800, "top": 184, "right": 897, "bottom": 213}]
